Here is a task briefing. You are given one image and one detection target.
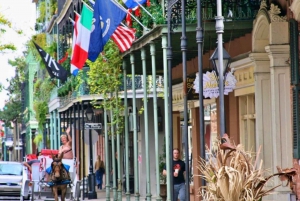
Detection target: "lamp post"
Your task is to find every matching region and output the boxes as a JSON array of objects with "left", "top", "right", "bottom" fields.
[
  {"left": 209, "top": 47, "right": 231, "bottom": 138},
  {"left": 85, "top": 105, "right": 97, "bottom": 199}
]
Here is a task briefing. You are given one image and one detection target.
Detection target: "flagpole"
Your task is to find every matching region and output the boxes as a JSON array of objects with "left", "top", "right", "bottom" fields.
[
  {"left": 111, "top": 0, "right": 149, "bottom": 30},
  {"left": 74, "top": 11, "right": 80, "bottom": 16},
  {"left": 81, "top": 0, "right": 94, "bottom": 11},
  {"left": 86, "top": 0, "right": 149, "bottom": 30},
  {"left": 69, "top": 17, "right": 75, "bottom": 24},
  {"left": 121, "top": 22, "right": 128, "bottom": 27}
]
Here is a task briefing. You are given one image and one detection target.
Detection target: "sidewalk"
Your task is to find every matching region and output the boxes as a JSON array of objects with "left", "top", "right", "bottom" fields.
[{"left": 83, "top": 188, "right": 140, "bottom": 201}]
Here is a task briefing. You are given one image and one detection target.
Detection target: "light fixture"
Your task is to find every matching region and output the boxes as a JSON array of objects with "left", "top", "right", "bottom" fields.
[
  {"left": 85, "top": 105, "right": 94, "bottom": 122},
  {"left": 209, "top": 46, "right": 231, "bottom": 77}
]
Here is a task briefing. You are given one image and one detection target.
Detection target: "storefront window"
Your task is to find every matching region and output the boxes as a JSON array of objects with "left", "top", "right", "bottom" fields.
[{"left": 239, "top": 94, "right": 256, "bottom": 152}]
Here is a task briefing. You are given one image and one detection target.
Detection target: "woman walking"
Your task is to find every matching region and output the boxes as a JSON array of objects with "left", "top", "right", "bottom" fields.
[{"left": 95, "top": 155, "right": 105, "bottom": 190}]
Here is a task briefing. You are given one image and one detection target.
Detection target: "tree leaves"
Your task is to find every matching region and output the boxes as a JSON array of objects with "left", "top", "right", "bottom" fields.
[
  {"left": 0, "top": 100, "right": 22, "bottom": 127},
  {"left": 0, "top": 13, "right": 22, "bottom": 52}
]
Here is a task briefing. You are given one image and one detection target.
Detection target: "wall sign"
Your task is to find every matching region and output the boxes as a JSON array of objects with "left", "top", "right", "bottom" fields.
[
  {"left": 193, "top": 71, "right": 237, "bottom": 98},
  {"left": 187, "top": 75, "right": 199, "bottom": 100}
]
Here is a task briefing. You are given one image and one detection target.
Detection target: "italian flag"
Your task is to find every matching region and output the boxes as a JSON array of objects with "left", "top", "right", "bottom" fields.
[{"left": 71, "top": 4, "right": 93, "bottom": 76}]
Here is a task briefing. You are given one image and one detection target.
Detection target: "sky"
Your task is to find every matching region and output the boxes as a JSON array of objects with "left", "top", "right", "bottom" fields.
[{"left": 0, "top": 0, "right": 36, "bottom": 109}]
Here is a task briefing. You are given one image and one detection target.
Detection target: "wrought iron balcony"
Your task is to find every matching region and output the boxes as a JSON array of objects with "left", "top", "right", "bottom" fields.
[
  {"left": 119, "top": 75, "right": 164, "bottom": 93},
  {"left": 166, "top": 0, "right": 260, "bottom": 23}
]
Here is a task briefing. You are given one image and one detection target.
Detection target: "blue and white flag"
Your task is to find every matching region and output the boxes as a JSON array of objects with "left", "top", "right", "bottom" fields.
[
  {"left": 88, "top": 0, "right": 126, "bottom": 62},
  {"left": 122, "top": 0, "right": 147, "bottom": 9}
]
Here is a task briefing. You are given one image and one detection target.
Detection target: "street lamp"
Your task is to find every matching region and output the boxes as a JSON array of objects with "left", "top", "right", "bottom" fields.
[
  {"left": 85, "top": 105, "right": 97, "bottom": 199},
  {"left": 210, "top": 46, "right": 231, "bottom": 138},
  {"left": 210, "top": 47, "right": 231, "bottom": 78}
]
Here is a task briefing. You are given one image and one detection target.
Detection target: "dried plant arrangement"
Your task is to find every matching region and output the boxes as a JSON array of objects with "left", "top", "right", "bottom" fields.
[{"left": 197, "top": 134, "right": 296, "bottom": 201}]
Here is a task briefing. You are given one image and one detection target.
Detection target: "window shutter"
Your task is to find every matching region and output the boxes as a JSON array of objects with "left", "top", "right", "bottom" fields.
[
  {"left": 293, "top": 86, "right": 300, "bottom": 158},
  {"left": 290, "top": 19, "right": 299, "bottom": 85}
]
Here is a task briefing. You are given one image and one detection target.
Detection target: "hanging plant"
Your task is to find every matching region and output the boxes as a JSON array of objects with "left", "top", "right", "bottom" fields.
[
  {"left": 33, "top": 100, "right": 48, "bottom": 130},
  {"left": 33, "top": 76, "right": 55, "bottom": 130}
]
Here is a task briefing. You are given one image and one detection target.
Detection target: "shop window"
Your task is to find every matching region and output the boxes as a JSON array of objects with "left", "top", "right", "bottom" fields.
[{"left": 239, "top": 94, "right": 256, "bottom": 152}]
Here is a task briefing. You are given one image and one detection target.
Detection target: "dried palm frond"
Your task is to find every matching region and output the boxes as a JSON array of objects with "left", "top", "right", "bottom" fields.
[{"left": 196, "top": 134, "right": 296, "bottom": 201}]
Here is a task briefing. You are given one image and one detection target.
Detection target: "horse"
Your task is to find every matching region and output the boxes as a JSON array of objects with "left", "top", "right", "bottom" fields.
[{"left": 49, "top": 153, "right": 70, "bottom": 201}]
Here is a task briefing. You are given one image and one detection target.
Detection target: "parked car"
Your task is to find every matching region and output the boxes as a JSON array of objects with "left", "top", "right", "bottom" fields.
[{"left": 0, "top": 161, "right": 23, "bottom": 199}]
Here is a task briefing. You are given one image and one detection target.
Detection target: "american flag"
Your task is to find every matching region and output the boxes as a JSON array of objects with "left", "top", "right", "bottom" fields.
[{"left": 111, "top": 26, "right": 136, "bottom": 52}]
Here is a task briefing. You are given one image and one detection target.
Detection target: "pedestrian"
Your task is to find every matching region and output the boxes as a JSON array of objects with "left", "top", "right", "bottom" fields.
[
  {"left": 163, "top": 148, "right": 186, "bottom": 201},
  {"left": 23, "top": 152, "right": 42, "bottom": 172},
  {"left": 95, "top": 155, "right": 105, "bottom": 190}
]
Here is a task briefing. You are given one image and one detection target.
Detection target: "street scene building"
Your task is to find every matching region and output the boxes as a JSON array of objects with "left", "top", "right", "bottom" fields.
[{"left": 0, "top": 0, "right": 300, "bottom": 200}]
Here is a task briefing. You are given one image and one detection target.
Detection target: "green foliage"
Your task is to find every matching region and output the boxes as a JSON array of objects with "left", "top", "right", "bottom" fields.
[
  {"left": 0, "top": 56, "right": 26, "bottom": 125},
  {"left": 34, "top": 77, "right": 55, "bottom": 102},
  {"left": 33, "top": 100, "right": 48, "bottom": 130},
  {"left": 57, "top": 76, "right": 79, "bottom": 97},
  {"left": 33, "top": 133, "right": 43, "bottom": 146},
  {"left": 50, "top": 0, "right": 58, "bottom": 16},
  {"left": 5, "top": 57, "right": 26, "bottom": 96},
  {"left": 132, "top": 1, "right": 165, "bottom": 38},
  {"left": 0, "top": 100, "right": 22, "bottom": 127},
  {"left": 8, "top": 57, "right": 26, "bottom": 82},
  {"left": 0, "top": 13, "right": 21, "bottom": 52},
  {"left": 33, "top": 77, "right": 55, "bottom": 130},
  {"left": 61, "top": 57, "right": 71, "bottom": 72},
  {"left": 36, "top": 1, "right": 46, "bottom": 23},
  {"left": 46, "top": 41, "right": 57, "bottom": 60},
  {"left": 87, "top": 40, "right": 124, "bottom": 134},
  {"left": 159, "top": 138, "right": 166, "bottom": 184},
  {"left": 87, "top": 41, "right": 123, "bottom": 94}
]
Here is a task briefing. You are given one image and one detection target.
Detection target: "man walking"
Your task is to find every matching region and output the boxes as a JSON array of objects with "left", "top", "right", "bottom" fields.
[{"left": 163, "top": 148, "right": 186, "bottom": 201}]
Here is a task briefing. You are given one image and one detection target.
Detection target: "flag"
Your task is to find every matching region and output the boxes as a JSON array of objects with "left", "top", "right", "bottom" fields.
[
  {"left": 88, "top": 0, "right": 126, "bottom": 62},
  {"left": 70, "top": 14, "right": 79, "bottom": 76},
  {"left": 122, "top": 0, "right": 147, "bottom": 9},
  {"left": 111, "top": 26, "right": 136, "bottom": 52},
  {"left": 33, "top": 42, "right": 68, "bottom": 82},
  {"left": 71, "top": 5, "right": 93, "bottom": 76}
]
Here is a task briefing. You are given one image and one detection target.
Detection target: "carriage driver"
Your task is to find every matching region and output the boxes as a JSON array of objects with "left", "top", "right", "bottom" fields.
[
  {"left": 23, "top": 152, "right": 42, "bottom": 172},
  {"left": 44, "top": 126, "right": 73, "bottom": 181}
]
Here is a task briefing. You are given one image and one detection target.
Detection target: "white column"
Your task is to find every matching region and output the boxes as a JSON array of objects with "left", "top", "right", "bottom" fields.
[
  {"left": 250, "top": 53, "right": 272, "bottom": 171},
  {"left": 266, "top": 43, "right": 292, "bottom": 190},
  {"left": 268, "top": 22, "right": 292, "bottom": 200}
]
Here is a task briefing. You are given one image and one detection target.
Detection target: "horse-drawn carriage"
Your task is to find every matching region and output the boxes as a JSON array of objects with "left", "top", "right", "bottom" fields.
[{"left": 21, "top": 149, "right": 79, "bottom": 201}]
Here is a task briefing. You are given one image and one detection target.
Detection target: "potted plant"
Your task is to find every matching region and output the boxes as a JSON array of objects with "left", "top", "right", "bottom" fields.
[{"left": 197, "top": 134, "right": 296, "bottom": 201}]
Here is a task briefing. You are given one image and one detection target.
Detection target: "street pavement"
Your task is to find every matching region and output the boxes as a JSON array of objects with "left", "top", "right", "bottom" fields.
[
  {"left": 33, "top": 188, "right": 144, "bottom": 201},
  {"left": 84, "top": 188, "right": 141, "bottom": 201}
]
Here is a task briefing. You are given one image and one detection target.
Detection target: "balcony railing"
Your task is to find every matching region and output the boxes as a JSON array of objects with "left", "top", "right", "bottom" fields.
[
  {"left": 166, "top": 0, "right": 260, "bottom": 23},
  {"left": 56, "top": 75, "right": 164, "bottom": 109},
  {"left": 119, "top": 75, "right": 164, "bottom": 92}
]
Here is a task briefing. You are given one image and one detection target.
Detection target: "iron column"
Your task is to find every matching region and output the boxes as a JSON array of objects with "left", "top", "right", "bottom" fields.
[
  {"left": 216, "top": 0, "right": 225, "bottom": 137},
  {"left": 196, "top": 0, "right": 206, "bottom": 187}
]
